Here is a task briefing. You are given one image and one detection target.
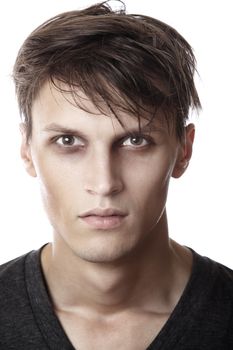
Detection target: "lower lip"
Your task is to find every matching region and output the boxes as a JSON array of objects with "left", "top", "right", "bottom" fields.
[{"left": 80, "top": 215, "right": 125, "bottom": 230}]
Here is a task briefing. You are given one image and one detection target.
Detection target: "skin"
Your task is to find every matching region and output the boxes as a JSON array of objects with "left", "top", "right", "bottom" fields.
[{"left": 21, "top": 81, "right": 195, "bottom": 349}]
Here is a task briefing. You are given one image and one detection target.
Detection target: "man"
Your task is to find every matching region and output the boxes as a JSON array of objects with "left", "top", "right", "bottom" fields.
[{"left": 0, "top": 1, "right": 232, "bottom": 349}]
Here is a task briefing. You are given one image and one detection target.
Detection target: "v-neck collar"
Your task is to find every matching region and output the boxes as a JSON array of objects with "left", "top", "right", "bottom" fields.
[{"left": 25, "top": 246, "right": 215, "bottom": 350}]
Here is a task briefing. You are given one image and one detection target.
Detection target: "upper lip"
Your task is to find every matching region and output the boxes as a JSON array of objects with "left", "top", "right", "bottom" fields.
[{"left": 79, "top": 208, "right": 127, "bottom": 217}]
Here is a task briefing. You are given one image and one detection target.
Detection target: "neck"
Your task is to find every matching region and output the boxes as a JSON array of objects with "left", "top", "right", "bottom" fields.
[{"left": 41, "top": 212, "right": 192, "bottom": 316}]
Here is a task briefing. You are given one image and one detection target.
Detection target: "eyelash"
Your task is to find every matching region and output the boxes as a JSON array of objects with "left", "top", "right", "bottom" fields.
[
  {"left": 54, "top": 135, "right": 85, "bottom": 147},
  {"left": 120, "top": 134, "right": 154, "bottom": 148},
  {"left": 52, "top": 133, "right": 154, "bottom": 150}
]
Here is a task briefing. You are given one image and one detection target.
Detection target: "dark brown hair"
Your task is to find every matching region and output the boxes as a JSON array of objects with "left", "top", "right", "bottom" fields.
[{"left": 13, "top": 0, "right": 201, "bottom": 140}]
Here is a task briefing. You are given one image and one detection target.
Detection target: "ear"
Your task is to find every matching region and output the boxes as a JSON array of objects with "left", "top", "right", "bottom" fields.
[
  {"left": 20, "top": 123, "right": 37, "bottom": 178},
  {"left": 172, "top": 124, "right": 195, "bottom": 179}
]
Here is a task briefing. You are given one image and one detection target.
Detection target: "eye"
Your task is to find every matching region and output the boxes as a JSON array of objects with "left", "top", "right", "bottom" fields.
[
  {"left": 122, "top": 135, "right": 150, "bottom": 147},
  {"left": 55, "top": 135, "right": 84, "bottom": 147}
]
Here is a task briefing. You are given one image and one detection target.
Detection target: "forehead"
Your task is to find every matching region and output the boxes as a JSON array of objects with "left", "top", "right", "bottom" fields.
[{"left": 32, "top": 81, "right": 169, "bottom": 135}]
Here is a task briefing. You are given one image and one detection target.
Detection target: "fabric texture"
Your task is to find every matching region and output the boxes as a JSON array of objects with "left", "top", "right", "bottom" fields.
[{"left": 0, "top": 246, "right": 233, "bottom": 349}]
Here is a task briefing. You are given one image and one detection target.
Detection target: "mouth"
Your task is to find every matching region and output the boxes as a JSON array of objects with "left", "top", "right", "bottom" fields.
[{"left": 79, "top": 208, "right": 127, "bottom": 230}]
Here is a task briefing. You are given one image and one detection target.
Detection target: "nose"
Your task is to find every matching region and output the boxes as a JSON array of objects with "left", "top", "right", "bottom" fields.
[{"left": 84, "top": 148, "right": 124, "bottom": 197}]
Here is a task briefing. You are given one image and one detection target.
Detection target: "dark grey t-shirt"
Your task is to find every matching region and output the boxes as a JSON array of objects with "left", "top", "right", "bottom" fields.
[{"left": 0, "top": 246, "right": 233, "bottom": 349}]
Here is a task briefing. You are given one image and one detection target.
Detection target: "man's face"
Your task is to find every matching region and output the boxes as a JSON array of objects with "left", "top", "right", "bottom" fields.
[{"left": 22, "top": 82, "right": 192, "bottom": 263}]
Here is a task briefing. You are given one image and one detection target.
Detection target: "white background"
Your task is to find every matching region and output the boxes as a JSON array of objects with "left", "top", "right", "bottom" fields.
[{"left": 0, "top": 0, "right": 232, "bottom": 267}]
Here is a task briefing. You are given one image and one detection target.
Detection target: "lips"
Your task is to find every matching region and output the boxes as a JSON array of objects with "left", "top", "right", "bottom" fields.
[
  {"left": 79, "top": 208, "right": 127, "bottom": 230},
  {"left": 79, "top": 208, "right": 127, "bottom": 217}
]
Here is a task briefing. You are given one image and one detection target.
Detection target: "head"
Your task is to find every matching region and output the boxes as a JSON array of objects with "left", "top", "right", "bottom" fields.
[
  {"left": 14, "top": 1, "right": 201, "bottom": 263},
  {"left": 13, "top": 0, "right": 200, "bottom": 142}
]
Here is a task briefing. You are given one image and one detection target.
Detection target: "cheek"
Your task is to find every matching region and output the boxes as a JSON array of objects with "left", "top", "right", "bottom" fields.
[
  {"left": 124, "top": 150, "right": 175, "bottom": 192},
  {"left": 123, "top": 151, "right": 175, "bottom": 219},
  {"left": 34, "top": 155, "right": 81, "bottom": 218}
]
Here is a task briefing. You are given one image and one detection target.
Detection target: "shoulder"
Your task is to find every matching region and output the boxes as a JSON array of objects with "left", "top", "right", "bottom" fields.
[
  {"left": 0, "top": 251, "right": 34, "bottom": 303},
  {"left": 0, "top": 252, "right": 29, "bottom": 271},
  {"left": 0, "top": 251, "right": 39, "bottom": 322},
  {"left": 192, "top": 251, "right": 233, "bottom": 300},
  {"left": 214, "top": 259, "right": 233, "bottom": 284},
  {"left": 200, "top": 254, "right": 233, "bottom": 291},
  {"left": 192, "top": 251, "right": 233, "bottom": 325},
  {"left": 196, "top": 254, "right": 233, "bottom": 345},
  {"left": 0, "top": 250, "right": 49, "bottom": 348},
  {"left": 187, "top": 250, "right": 233, "bottom": 327},
  {"left": 0, "top": 252, "right": 32, "bottom": 323},
  {"left": 208, "top": 257, "right": 233, "bottom": 311},
  {"left": 0, "top": 252, "right": 32, "bottom": 279},
  {"left": 0, "top": 253, "right": 29, "bottom": 283}
]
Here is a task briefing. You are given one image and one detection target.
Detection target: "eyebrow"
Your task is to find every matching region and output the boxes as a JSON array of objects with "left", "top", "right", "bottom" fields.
[
  {"left": 43, "top": 123, "right": 84, "bottom": 135},
  {"left": 42, "top": 122, "right": 165, "bottom": 136}
]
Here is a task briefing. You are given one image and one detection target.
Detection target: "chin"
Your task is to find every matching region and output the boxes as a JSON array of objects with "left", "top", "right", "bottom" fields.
[{"left": 72, "top": 240, "right": 136, "bottom": 264}]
